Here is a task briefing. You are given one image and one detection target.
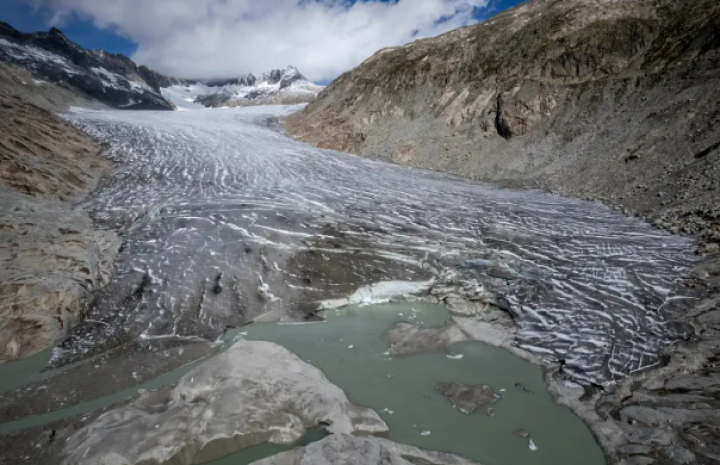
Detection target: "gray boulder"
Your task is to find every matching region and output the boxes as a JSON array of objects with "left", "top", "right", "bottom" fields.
[
  {"left": 436, "top": 383, "right": 502, "bottom": 414},
  {"left": 62, "top": 340, "right": 388, "bottom": 465},
  {"left": 250, "top": 433, "right": 483, "bottom": 465},
  {"left": 384, "top": 322, "right": 470, "bottom": 356}
]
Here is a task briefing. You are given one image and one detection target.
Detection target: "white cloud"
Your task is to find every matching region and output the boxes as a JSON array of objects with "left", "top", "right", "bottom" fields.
[{"left": 26, "top": 0, "right": 489, "bottom": 82}]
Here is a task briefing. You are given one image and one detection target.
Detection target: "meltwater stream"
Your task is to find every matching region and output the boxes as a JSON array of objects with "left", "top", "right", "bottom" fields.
[{"left": 56, "top": 105, "right": 697, "bottom": 386}]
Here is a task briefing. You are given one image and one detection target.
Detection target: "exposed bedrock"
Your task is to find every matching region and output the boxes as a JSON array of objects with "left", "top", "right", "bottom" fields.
[
  {"left": 436, "top": 383, "right": 502, "bottom": 415},
  {"left": 0, "top": 77, "right": 120, "bottom": 362},
  {"left": 385, "top": 321, "right": 470, "bottom": 356},
  {"left": 62, "top": 340, "right": 389, "bottom": 465},
  {"left": 287, "top": 0, "right": 720, "bottom": 245},
  {"left": 249, "top": 433, "right": 483, "bottom": 465},
  {"left": 0, "top": 22, "right": 175, "bottom": 110}
]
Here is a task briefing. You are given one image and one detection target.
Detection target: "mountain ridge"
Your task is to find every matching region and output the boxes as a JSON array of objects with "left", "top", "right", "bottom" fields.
[
  {"left": 287, "top": 0, "right": 720, "bottom": 240},
  {"left": 0, "top": 22, "right": 175, "bottom": 110},
  {"left": 0, "top": 22, "right": 323, "bottom": 111},
  {"left": 165, "top": 66, "right": 323, "bottom": 109}
]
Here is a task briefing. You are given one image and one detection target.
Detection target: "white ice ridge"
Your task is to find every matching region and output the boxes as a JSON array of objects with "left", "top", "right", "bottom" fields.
[{"left": 319, "top": 280, "right": 434, "bottom": 310}]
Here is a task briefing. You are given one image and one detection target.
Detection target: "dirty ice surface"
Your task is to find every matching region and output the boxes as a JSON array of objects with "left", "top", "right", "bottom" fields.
[{"left": 57, "top": 105, "right": 696, "bottom": 386}]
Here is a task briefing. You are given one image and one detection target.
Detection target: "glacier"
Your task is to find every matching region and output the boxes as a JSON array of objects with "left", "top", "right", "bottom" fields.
[{"left": 54, "top": 104, "right": 698, "bottom": 386}]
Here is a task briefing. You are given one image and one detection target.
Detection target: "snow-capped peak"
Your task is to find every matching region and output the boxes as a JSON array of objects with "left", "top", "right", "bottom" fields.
[{"left": 162, "top": 66, "right": 323, "bottom": 109}]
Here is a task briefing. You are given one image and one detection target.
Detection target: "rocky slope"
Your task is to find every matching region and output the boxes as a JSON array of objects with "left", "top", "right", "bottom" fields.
[
  {"left": 0, "top": 22, "right": 174, "bottom": 110},
  {"left": 288, "top": 0, "right": 720, "bottom": 242},
  {"left": 0, "top": 61, "right": 121, "bottom": 362},
  {"left": 165, "top": 66, "right": 323, "bottom": 108},
  {"left": 286, "top": 1, "right": 720, "bottom": 464}
]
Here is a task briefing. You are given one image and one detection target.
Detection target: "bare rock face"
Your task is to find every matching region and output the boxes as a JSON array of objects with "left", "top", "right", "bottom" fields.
[
  {"left": 0, "top": 190, "right": 120, "bottom": 362},
  {"left": 384, "top": 321, "right": 470, "bottom": 356},
  {"left": 61, "top": 340, "right": 389, "bottom": 465},
  {"left": 249, "top": 433, "right": 483, "bottom": 465},
  {"left": 0, "top": 22, "right": 175, "bottom": 110},
  {"left": 0, "top": 80, "right": 120, "bottom": 362},
  {"left": 436, "top": 383, "right": 502, "bottom": 414},
  {"left": 288, "top": 0, "right": 720, "bottom": 238}
]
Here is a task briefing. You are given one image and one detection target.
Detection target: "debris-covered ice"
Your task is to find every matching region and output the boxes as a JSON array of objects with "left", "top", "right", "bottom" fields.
[{"left": 57, "top": 105, "right": 698, "bottom": 386}]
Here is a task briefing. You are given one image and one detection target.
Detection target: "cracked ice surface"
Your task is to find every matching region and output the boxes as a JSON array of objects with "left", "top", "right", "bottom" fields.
[{"left": 57, "top": 105, "right": 697, "bottom": 385}]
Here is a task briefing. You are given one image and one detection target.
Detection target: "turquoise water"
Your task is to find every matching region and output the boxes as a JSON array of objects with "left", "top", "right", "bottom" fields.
[
  {"left": 215, "top": 302, "right": 605, "bottom": 465},
  {"left": 0, "top": 302, "right": 606, "bottom": 465}
]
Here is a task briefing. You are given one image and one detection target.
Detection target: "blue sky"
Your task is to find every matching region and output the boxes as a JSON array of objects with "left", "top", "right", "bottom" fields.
[
  {"left": 0, "top": 0, "right": 526, "bottom": 80},
  {"left": 1, "top": 0, "right": 137, "bottom": 55}
]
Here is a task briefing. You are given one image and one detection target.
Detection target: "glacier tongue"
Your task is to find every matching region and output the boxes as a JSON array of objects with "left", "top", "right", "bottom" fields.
[{"left": 57, "top": 105, "right": 697, "bottom": 386}]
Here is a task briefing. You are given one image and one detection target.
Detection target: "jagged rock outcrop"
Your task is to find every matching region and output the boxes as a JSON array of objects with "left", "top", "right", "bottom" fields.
[
  {"left": 137, "top": 65, "right": 195, "bottom": 90},
  {"left": 288, "top": 0, "right": 720, "bottom": 244},
  {"left": 436, "top": 383, "right": 502, "bottom": 415},
  {"left": 62, "top": 340, "right": 389, "bottom": 465},
  {"left": 0, "top": 63, "right": 120, "bottom": 362},
  {"left": 0, "top": 22, "right": 175, "bottom": 110},
  {"left": 384, "top": 321, "right": 470, "bottom": 356},
  {"left": 249, "top": 434, "right": 483, "bottom": 465}
]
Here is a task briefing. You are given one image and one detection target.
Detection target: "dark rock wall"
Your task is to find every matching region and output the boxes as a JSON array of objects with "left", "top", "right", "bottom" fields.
[{"left": 0, "top": 22, "right": 175, "bottom": 110}]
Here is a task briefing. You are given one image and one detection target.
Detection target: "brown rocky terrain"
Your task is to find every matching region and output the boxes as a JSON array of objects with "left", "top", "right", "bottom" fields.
[
  {"left": 287, "top": 0, "right": 720, "bottom": 463},
  {"left": 0, "top": 61, "right": 120, "bottom": 362},
  {"left": 288, "top": 0, "right": 720, "bottom": 242}
]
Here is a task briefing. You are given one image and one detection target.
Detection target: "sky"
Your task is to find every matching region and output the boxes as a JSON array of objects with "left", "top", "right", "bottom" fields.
[{"left": 0, "top": 0, "right": 525, "bottom": 83}]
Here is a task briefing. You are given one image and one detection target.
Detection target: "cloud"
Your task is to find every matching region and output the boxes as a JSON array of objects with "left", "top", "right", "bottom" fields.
[{"left": 24, "top": 0, "right": 489, "bottom": 82}]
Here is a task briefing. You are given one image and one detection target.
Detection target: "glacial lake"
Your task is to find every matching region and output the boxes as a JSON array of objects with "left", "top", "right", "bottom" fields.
[
  {"left": 0, "top": 302, "right": 606, "bottom": 465},
  {"left": 210, "top": 301, "right": 606, "bottom": 465}
]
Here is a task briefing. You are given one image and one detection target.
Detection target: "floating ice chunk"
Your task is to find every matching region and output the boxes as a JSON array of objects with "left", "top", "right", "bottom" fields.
[
  {"left": 529, "top": 439, "right": 537, "bottom": 451},
  {"left": 447, "top": 354, "right": 464, "bottom": 360},
  {"left": 421, "top": 431, "right": 431, "bottom": 436},
  {"left": 499, "top": 388, "right": 506, "bottom": 392},
  {"left": 382, "top": 408, "right": 394, "bottom": 415},
  {"left": 348, "top": 345, "right": 354, "bottom": 349}
]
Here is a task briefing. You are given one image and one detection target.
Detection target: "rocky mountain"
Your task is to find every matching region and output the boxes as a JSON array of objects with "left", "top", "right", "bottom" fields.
[
  {"left": 0, "top": 22, "right": 174, "bottom": 110},
  {"left": 163, "top": 66, "right": 323, "bottom": 109},
  {"left": 288, "top": 0, "right": 720, "bottom": 241}
]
